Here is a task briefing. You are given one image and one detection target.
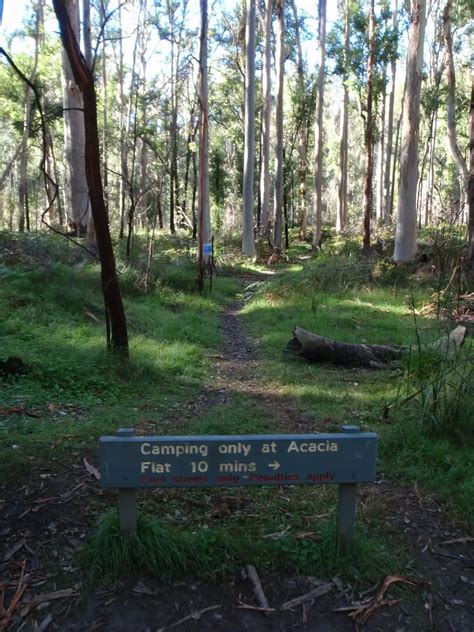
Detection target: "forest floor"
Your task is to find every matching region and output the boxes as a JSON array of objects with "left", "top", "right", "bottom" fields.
[{"left": 1, "top": 234, "right": 473, "bottom": 631}]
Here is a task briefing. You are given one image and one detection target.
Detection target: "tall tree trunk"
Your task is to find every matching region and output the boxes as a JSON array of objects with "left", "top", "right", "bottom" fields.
[
  {"left": 118, "top": 3, "right": 126, "bottom": 238},
  {"left": 442, "top": 0, "right": 468, "bottom": 190},
  {"left": 468, "top": 79, "right": 474, "bottom": 262},
  {"left": 82, "top": 0, "right": 92, "bottom": 69},
  {"left": 393, "top": 0, "right": 426, "bottom": 263},
  {"left": 197, "top": 0, "right": 211, "bottom": 289},
  {"left": 273, "top": 0, "right": 285, "bottom": 252},
  {"left": 394, "top": 0, "right": 426, "bottom": 262},
  {"left": 425, "top": 109, "right": 438, "bottom": 225},
  {"left": 242, "top": 0, "right": 256, "bottom": 256},
  {"left": 290, "top": 0, "right": 308, "bottom": 240},
  {"left": 18, "top": 0, "right": 41, "bottom": 232},
  {"left": 363, "top": 0, "right": 375, "bottom": 254},
  {"left": 312, "top": 0, "right": 327, "bottom": 249},
  {"left": 170, "top": 49, "right": 177, "bottom": 234},
  {"left": 53, "top": 0, "right": 128, "bottom": 354},
  {"left": 383, "top": 0, "right": 397, "bottom": 221},
  {"left": 337, "top": 0, "right": 350, "bottom": 232},
  {"left": 99, "top": 0, "right": 109, "bottom": 217},
  {"left": 259, "top": 0, "right": 272, "bottom": 236},
  {"left": 376, "top": 54, "right": 387, "bottom": 221},
  {"left": 61, "top": 0, "right": 90, "bottom": 235}
]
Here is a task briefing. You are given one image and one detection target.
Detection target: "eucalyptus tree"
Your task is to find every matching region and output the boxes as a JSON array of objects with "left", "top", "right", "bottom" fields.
[
  {"left": 337, "top": 0, "right": 350, "bottom": 232},
  {"left": 18, "top": 0, "right": 42, "bottom": 232},
  {"left": 327, "top": 0, "right": 397, "bottom": 246},
  {"left": 61, "top": 0, "right": 90, "bottom": 237},
  {"left": 394, "top": 0, "right": 426, "bottom": 262},
  {"left": 312, "top": 0, "right": 326, "bottom": 249},
  {"left": 197, "top": 0, "right": 211, "bottom": 290},
  {"left": 289, "top": 0, "right": 310, "bottom": 239},
  {"left": 469, "top": 79, "right": 474, "bottom": 262},
  {"left": 258, "top": 0, "right": 272, "bottom": 237},
  {"left": 442, "top": 0, "right": 468, "bottom": 193},
  {"left": 273, "top": 0, "right": 285, "bottom": 252},
  {"left": 242, "top": 0, "right": 256, "bottom": 256},
  {"left": 383, "top": 0, "right": 397, "bottom": 221},
  {"left": 53, "top": 0, "right": 128, "bottom": 354}
]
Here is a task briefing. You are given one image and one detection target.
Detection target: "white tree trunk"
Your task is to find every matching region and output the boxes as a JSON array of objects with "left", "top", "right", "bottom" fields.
[
  {"left": 468, "top": 79, "right": 474, "bottom": 262},
  {"left": 337, "top": 0, "right": 349, "bottom": 233},
  {"left": 394, "top": 0, "right": 426, "bottom": 262},
  {"left": 198, "top": 0, "right": 211, "bottom": 259},
  {"left": 312, "top": 0, "right": 327, "bottom": 249},
  {"left": 62, "top": 0, "right": 90, "bottom": 233},
  {"left": 259, "top": 0, "right": 272, "bottom": 237},
  {"left": 273, "top": 0, "right": 285, "bottom": 252},
  {"left": 242, "top": 0, "right": 256, "bottom": 256},
  {"left": 383, "top": 0, "right": 398, "bottom": 221},
  {"left": 442, "top": 0, "right": 468, "bottom": 189}
]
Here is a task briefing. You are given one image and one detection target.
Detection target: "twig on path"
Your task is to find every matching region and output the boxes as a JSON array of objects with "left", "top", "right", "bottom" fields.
[
  {"left": 280, "top": 583, "right": 333, "bottom": 610},
  {"left": 246, "top": 565, "right": 271, "bottom": 614},
  {"left": 34, "top": 613, "right": 53, "bottom": 632},
  {"left": 156, "top": 605, "right": 221, "bottom": 632},
  {"left": 345, "top": 575, "right": 418, "bottom": 624},
  {"left": 438, "top": 536, "right": 474, "bottom": 546},
  {"left": 0, "top": 560, "right": 27, "bottom": 631},
  {"left": 237, "top": 601, "right": 276, "bottom": 613},
  {"left": 21, "top": 587, "right": 80, "bottom": 618},
  {"left": 3, "top": 540, "right": 26, "bottom": 562}
]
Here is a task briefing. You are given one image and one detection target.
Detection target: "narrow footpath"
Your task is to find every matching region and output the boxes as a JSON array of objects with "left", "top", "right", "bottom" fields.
[{"left": 1, "top": 274, "right": 473, "bottom": 631}]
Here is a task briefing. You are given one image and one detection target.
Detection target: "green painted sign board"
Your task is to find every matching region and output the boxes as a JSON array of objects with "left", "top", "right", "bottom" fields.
[
  {"left": 100, "top": 430, "right": 377, "bottom": 489},
  {"left": 100, "top": 426, "right": 378, "bottom": 545}
]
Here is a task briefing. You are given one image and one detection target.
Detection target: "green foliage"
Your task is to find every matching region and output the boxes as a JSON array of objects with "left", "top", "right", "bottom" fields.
[
  {"left": 396, "top": 339, "right": 474, "bottom": 441},
  {"left": 0, "top": 232, "right": 238, "bottom": 482}
]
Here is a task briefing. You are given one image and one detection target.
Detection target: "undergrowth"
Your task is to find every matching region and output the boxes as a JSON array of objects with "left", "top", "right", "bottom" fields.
[{"left": 80, "top": 510, "right": 397, "bottom": 587}]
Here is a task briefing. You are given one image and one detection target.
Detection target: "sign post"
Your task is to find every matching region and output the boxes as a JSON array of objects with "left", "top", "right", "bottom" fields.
[
  {"left": 116, "top": 427, "right": 138, "bottom": 534},
  {"left": 100, "top": 427, "right": 377, "bottom": 546},
  {"left": 335, "top": 425, "right": 361, "bottom": 549}
]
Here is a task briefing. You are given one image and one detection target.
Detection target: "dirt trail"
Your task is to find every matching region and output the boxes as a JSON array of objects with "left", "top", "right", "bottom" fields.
[{"left": 1, "top": 275, "right": 473, "bottom": 631}]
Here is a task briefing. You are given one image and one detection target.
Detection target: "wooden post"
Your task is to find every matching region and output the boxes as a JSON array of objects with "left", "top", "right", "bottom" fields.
[
  {"left": 117, "top": 427, "right": 137, "bottom": 534},
  {"left": 336, "top": 425, "right": 360, "bottom": 549}
]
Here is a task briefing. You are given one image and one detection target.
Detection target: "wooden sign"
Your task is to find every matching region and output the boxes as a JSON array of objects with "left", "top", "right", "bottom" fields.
[{"left": 100, "top": 426, "right": 377, "bottom": 545}]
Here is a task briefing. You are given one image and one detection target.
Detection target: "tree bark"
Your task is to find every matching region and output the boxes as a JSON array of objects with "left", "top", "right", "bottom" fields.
[
  {"left": 61, "top": 0, "right": 90, "bottom": 235},
  {"left": 394, "top": 0, "right": 426, "bottom": 262},
  {"left": 287, "top": 326, "right": 404, "bottom": 368},
  {"left": 18, "top": 0, "right": 42, "bottom": 232},
  {"left": 383, "top": 0, "right": 398, "bottom": 221},
  {"left": 363, "top": 0, "right": 375, "bottom": 254},
  {"left": 468, "top": 79, "right": 474, "bottom": 262},
  {"left": 287, "top": 325, "right": 466, "bottom": 367},
  {"left": 273, "top": 0, "right": 285, "bottom": 252},
  {"left": 312, "top": 0, "right": 327, "bottom": 249},
  {"left": 258, "top": 0, "right": 272, "bottom": 237},
  {"left": 337, "top": 0, "right": 350, "bottom": 233},
  {"left": 53, "top": 0, "right": 128, "bottom": 354},
  {"left": 242, "top": 0, "right": 256, "bottom": 256},
  {"left": 197, "top": 0, "right": 211, "bottom": 290},
  {"left": 290, "top": 0, "right": 308, "bottom": 240},
  {"left": 442, "top": 0, "right": 469, "bottom": 191}
]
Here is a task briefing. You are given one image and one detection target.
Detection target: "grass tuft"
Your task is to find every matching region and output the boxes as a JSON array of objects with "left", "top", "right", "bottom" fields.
[{"left": 80, "top": 510, "right": 398, "bottom": 586}]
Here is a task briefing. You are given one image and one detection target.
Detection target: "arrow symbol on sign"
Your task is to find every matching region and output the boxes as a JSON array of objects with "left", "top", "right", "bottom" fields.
[{"left": 268, "top": 461, "right": 280, "bottom": 470}]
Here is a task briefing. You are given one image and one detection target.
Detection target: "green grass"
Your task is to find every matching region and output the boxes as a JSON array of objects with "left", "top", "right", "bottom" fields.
[
  {"left": 0, "top": 231, "right": 240, "bottom": 482},
  {"left": 240, "top": 247, "right": 474, "bottom": 525},
  {"left": 80, "top": 509, "right": 400, "bottom": 586},
  {"left": 2, "top": 230, "right": 472, "bottom": 590}
]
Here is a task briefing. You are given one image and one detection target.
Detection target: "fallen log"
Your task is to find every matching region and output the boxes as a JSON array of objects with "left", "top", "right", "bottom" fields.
[{"left": 285, "top": 325, "right": 467, "bottom": 368}]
